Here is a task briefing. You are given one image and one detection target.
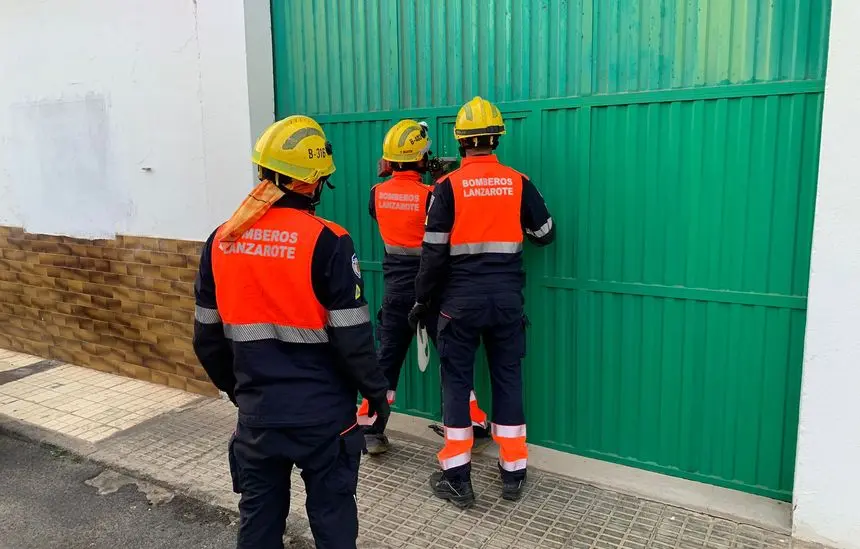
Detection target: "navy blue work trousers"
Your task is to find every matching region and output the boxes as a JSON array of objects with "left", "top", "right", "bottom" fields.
[
  {"left": 437, "top": 292, "right": 526, "bottom": 481},
  {"left": 375, "top": 293, "right": 439, "bottom": 391},
  {"left": 229, "top": 420, "right": 365, "bottom": 549}
]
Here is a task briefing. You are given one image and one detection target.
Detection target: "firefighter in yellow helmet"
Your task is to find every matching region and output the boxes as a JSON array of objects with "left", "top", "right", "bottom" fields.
[
  {"left": 357, "top": 120, "right": 490, "bottom": 454},
  {"left": 412, "top": 97, "right": 556, "bottom": 507},
  {"left": 193, "top": 115, "right": 390, "bottom": 548}
]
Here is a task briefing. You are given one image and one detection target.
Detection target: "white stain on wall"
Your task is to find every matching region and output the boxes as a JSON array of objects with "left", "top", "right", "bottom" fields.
[
  {"left": 0, "top": 0, "right": 273, "bottom": 241},
  {"left": 7, "top": 94, "right": 125, "bottom": 239}
]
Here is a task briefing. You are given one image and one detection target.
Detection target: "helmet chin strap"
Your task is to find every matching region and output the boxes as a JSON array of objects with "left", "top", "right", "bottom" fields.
[
  {"left": 272, "top": 172, "right": 289, "bottom": 193},
  {"left": 263, "top": 170, "right": 334, "bottom": 209},
  {"left": 310, "top": 177, "right": 335, "bottom": 207}
]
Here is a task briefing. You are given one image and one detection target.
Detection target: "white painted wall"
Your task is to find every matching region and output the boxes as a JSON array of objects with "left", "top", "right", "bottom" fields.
[
  {"left": 0, "top": 0, "right": 273, "bottom": 241},
  {"left": 794, "top": 1, "right": 860, "bottom": 547}
]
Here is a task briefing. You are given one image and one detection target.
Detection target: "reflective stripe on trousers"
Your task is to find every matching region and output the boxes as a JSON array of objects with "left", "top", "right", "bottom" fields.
[
  {"left": 439, "top": 451, "right": 472, "bottom": 470},
  {"left": 499, "top": 457, "right": 528, "bottom": 472},
  {"left": 438, "top": 426, "right": 473, "bottom": 470},
  {"left": 491, "top": 422, "right": 528, "bottom": 472},
  {"left": 469, "top": 390, "right": 488, "bottom": 429},
  {"left": 449, "top": 242, "right": 523, "bottom": 255}
]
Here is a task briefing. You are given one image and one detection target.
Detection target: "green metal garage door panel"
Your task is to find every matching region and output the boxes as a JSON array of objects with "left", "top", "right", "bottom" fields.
[
  {"left": 271, "top": 0, "right": 831, "bottom": 500},
  {"left": 273, "top": 0, "right": 830, "bottom": 112}
]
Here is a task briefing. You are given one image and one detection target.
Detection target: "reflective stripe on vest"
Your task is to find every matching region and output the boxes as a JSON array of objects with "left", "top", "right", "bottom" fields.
[
  {"left": 224, "top": 323, "right": 329, "bottom": 343},
  {"left": 221, "top": 307, "right": 368, "bottom": 344},
  {"left": 447, "top": 155, "right": 524, "bottom": 253},
  {"left": 384, "top": 244, "right": 422, "bottom": 256},
  {"left": 374, "top": 172, "right": 431, "bottom": 254},
  {"left": 450, "top": 242, "right": 523, "bottom": 255},
  {"left": 212, "top": 208, "right": 330, "bottom": 342}
]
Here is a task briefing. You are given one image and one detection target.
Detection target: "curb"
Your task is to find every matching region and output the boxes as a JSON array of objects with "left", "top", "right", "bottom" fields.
[{"left": 0, "top": 414, "right": 324, "bottom": 548}]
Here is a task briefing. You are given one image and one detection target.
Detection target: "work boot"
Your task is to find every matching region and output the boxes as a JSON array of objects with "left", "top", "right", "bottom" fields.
[
  {"left": 501, "top": 477, "right": 526, "bottom": 501},
  {"left": 429, "top": 471, "right": 475, "bottom": 509},
  {"left": 364, "top": 433, "right": 391, "bottom": 456}
]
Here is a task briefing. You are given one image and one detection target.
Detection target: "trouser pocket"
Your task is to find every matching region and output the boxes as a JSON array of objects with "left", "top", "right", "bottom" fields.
[
  {"left": 435, "top": 314, "right": 452, "bottom": 359},
  {"left": 302, "top": 426, "right": 363, "bottom": 549},
  {"left": 326, "top": 428, "right": 365, "bottom": 495},
  {"left": 374, "top": 306, "right": 383, "bottom": 347},
  {"left": 228, "top": 431, "right": 241, "bottom": 494},
  {"left": 521, "top": 314, "right": 530, "bottom": 358}
]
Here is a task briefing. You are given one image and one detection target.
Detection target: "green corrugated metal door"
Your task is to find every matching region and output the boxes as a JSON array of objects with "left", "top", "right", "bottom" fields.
[{"left": 271, "top": 0, "right": 830, "bottom": 500}]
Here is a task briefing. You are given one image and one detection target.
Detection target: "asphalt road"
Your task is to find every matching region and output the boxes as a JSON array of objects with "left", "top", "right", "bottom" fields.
[{"left": 0, "top": 433, "right": 238, "bottom": 549}]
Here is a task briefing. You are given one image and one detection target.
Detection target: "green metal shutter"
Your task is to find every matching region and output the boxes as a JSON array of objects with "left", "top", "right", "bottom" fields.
[{"left": 271, "top": 0, "right": 831, "bottom": 500}]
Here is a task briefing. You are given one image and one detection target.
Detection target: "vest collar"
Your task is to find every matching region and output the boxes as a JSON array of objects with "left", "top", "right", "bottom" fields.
[
  {"left": 391, "top": 170, "right": 424, "bottom": 182},
  {"left": 460, "top": 154, "right": 499, "bottom": 166}
]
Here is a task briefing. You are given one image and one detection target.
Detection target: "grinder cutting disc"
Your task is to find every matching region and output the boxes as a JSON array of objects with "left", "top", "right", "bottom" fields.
[{"left": 416, "top": 323, "right": 430, "bottom": 373}]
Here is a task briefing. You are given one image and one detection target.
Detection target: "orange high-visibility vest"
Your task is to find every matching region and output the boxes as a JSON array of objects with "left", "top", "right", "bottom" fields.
[
  {"left": 373, "top": 171, "right": 432, "bottom": 256},
  {"left": 447, "top": 155, "right": 524, "bottom": 255},
  {"left": 212, "top": 208, "right": 343, "bottom": 343}
]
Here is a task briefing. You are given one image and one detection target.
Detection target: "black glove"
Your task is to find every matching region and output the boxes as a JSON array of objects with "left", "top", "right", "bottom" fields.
[
  {"left": 408, "top": 302, "right": 429, "bottom": 331},
  {"left": 366, "top": 397, "right": 391, "bottom": 431}
]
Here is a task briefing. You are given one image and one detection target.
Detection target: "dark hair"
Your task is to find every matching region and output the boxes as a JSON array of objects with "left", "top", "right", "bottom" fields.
[
  {"left": 258, "top": 166, "right": 294, "bottom": 192},
  {"left": 391, "top": 153, "right": 429, "bottom": 173},
  {"left": 259, "top": 167, "right": 277, "bottom": 181},
  {"left": 391, "top": 161, "right": 422, "bottom": 172},
  {"left": 458, "top": 135, "right": 500, "bottom": 150}
]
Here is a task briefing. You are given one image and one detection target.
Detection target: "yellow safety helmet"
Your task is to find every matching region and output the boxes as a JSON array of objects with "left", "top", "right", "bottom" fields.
[
  {"left": 382, "top": 119, "right": 431, "bottom": 163},
  {"left": 453, "top": 96, "right": 506, "bottom": 139},
  {"left": 252, "top": 115, "right": 335, "bottom": 185}
]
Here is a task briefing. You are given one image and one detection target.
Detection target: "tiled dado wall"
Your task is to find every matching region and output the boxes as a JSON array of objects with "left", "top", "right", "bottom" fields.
[{"left": 0, "top": 226, "right": 217, "bottom": 396}]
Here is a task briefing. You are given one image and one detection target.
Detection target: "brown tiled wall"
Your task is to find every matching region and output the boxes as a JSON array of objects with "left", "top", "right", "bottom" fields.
[{"left": 0, "top": 226, "right": 217, "bottom": 396}]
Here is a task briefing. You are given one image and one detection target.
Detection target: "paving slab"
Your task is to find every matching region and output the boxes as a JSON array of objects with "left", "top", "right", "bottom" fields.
[
  {"left": 0, "top": 350, "right": 795, "bottom": 548},
  {"left": 87, "top": 398, "right": 792, "bottom": 549},
  {"left": 0, "top": 356, "right": 199, "bottom": 442}
]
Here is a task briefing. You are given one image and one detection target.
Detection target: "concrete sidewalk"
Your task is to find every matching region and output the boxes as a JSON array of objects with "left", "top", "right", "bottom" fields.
[{"left": 0, "top": 349, "right": 794, "bottom": 549}]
